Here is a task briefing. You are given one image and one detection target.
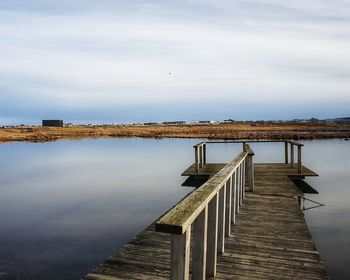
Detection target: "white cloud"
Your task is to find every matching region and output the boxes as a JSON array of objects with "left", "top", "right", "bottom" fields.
[{"left": 0, "top": 0, "right": 349, "bottom": 120}]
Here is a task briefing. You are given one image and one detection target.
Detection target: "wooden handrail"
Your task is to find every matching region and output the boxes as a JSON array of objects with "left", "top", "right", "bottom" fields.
[
  {"left": 156, "top": 151, "right": 247, "bottom": 234},
  {"left": 193, "top": 140, "right": 303, "bottom": 175},
  {"left": 194, "top": 142, "right": 207, "bottom": 172},
  {"left": 156, "top": 146, "right": 254, "bottom": 279},
  {"left": 205, "top": 140, "right": 304, "bottom": 146},
  {"left": 155, "top": 141, "right": 309, "bottom": 279},
  {"left": 203, "top": 140, "right": 303, "bottom": 174},
  {"left": 284, "top": 141, "right": 303, "bottom": 173}
]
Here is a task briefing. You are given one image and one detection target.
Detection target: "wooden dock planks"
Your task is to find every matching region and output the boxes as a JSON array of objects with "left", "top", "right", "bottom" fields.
[{"left": 84, "top": 163, "right": 328, "bottom": 280}]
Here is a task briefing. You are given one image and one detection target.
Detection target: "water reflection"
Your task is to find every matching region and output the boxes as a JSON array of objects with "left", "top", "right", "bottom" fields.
[
  {"left": 0, "top": 139, "right": 197, "bottom": 280},
  {"left": 0, "top": 139, "right": 349, "bottom": 279},
  {"left": 302, "top": 140, "right": 350, "bottom": 280}
]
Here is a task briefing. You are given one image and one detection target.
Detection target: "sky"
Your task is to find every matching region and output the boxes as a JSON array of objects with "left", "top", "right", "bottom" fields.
[{"left": 0, "top": 0, "right": 349, "bottom": 124}]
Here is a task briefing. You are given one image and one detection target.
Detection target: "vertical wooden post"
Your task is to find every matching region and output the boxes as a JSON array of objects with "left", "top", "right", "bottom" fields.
[
  {"left": 290, "top": 143, "right": 294, "bottom": 167},
  {"left": 206, "top": 195, "right": 218, "bottom": 277},
  {"left": 285, "top": 142, "right": 288, "bottom": 164},
  {"left": 297, "top": 145, "right": 302, "bottom": 174},
  {"left": 236, "top": 166, "right": 240, "bottom": 214},
  {"left": 246, "top": 154, "right": 254, "bottom": 192},
  {"left": 231, "top": 173, "right": 236, "bottom": 224},
  {"left": 242, "top": 160, "right": 246, "bottom": 200},
  {"left": 217, "top": 185, "right": 226, "bottom": 254},
  {"left": 199, "top": 145, "right": 203, "bottom": 168},
  {"left": 193, "top": 206, "right": 208, "bottom": 280},
  {"left": 195, "top": 146, "right": 199, "bottom": 173},
  {"left": 225, "top": 179, "right": 232, "bottom": 237},
  {"left": 170, "top": 226, "right": 191, "bottom": 280},
  {"left": 239, "top": 164, "right": 243, "bottom": 206},
  {"left": 203, "top": 143, "right": 207, "bottom": 164}
]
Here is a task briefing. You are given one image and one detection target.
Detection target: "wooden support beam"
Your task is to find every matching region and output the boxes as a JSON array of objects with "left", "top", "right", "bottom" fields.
[
  {"left": 203, "top": 144, "right": 207, "bottom": 164},
  {"left": 236, "top": 167, "right": 240, "bottom": 214},
  {"left": 217, "top": 186, "right": 226, "bottom": 254},
  {"left": 225, "top": 179, "right": 232, "bottom": 237},
  {"left": 239, "top": 165, "right": 243, "bottom": 206},
  {"left": 290, "top": 143, "right": 295, "bottom": 167},
  {"left": 231, "top": 172, "right": 236, "bottom": 224},
  {"left": 199, "top": 145, "right": 203, "bottom": 168},
  {"left": 285, "top": 142, "right": 288, "bottom": 164},
  {"left": 206, "top": 195, "right": 218, "bottom": 277},
  {"left": 246, "top": 154, "right": 254, "bottom": 192},
  {"left": 170, "top": 226, "right": 191, "bottom": 280},
  {"left": 195, "top": 146, "right": 199, "bottom": 173},
  {"left": 243, "top": 143, "right": 255, "bottom": 192},
  {"left": 298, "top": 145, "right": 302, "bottom": 174},
  {"left": 192, "top": 207, "right": 208, "bottom": 280},
  {"left": 242, "top": 160, "right": 246, "bottom": 200}
]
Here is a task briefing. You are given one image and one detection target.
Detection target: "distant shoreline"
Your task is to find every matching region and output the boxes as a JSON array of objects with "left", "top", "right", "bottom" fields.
[{"left": 1, "top": 123, "right": 350, "bottom": 143}]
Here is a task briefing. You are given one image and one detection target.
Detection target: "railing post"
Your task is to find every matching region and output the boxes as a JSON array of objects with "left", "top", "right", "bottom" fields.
[
  {"left": 203, "top": 143, "right": 207, "bottom": 164},
  {"left": 170, "top": 226, "right": 191, "bottom": 280},
  {"left": 231, "top": 172, "right": 236, "bottom": 224},
  {"left": 236, "top": 167, "right": 240, "bottom": 214},
  {"left": 225, "top": 178, "right": 232, "bottom": 237},
  {"left": 297, "top": 145, "right": 302, "bottom": 174},
  {"left": 290, "top": 143, "right": 294, "bottom": 167},
  {"left": 239, "top": 164, "right": 243, "bottom": 206},
  {"left": 243, "top": 143, "right": 255, "bottom": 192},
  {"left": 199, "top": 145, "right": 203, "bottom": 168},
  {"left": 195, "top": 146, "right": 199, "bottom": 173},
  {"left": 285, "top": 142, "right": 288, "bottom": 164},
  {"left": 242, "top": 160, "right": 245, "bottom": 200},
  {"left": 246, "top": 155, "right": 254, "bottom": 192},
  {"left": 217, "top": 185, "right": 226, "bottom": 254},
  {"left": 192, "top": 206, "right": 208, "bottom": 280},
  {"left": 206, "top": 194, "right": 218, "bottom": 277}
]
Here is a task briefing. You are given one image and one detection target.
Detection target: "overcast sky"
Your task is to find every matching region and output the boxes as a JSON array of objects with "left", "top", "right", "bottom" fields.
[{"left": 0, "top": 0, "right": 349, "bottom": 124}]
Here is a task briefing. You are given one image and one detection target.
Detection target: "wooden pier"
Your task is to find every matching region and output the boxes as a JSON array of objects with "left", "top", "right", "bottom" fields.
[{"left": 84, "top": 141, "right": 329, "bottom": 280}]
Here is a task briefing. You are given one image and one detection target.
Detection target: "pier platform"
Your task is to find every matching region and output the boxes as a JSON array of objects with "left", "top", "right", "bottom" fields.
[{"left": 84, "top": 141, "right": 328, "bottom": 280}]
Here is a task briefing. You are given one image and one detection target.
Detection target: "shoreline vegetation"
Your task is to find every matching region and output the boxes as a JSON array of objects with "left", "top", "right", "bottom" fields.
[{"left": 1, "top": 123, "right": 350, "bottom": 143}]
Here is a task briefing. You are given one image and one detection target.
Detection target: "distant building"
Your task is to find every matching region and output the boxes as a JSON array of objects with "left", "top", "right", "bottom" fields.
[
  {"left": 42, "top": 120, "right": 64, "bottom": 127},
  {"left": 324, "top": 117, "right": 350, "bottom": 124},
  {"left": 162, "top": 121, "right": 186, "bottom": 125},
  {"left": 223, "top": 119, "right": 235, "bottom": 123},
  {"left": 144, "top": 122, "right": 159, "bottom": 125}
]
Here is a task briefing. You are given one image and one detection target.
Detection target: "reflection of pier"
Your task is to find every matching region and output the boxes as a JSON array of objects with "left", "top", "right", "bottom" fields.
[{"left": 85, "top": 141, "right": 329, "bottom": 280}]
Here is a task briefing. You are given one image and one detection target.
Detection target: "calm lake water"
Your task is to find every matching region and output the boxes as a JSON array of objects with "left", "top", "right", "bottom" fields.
[{"left": 0, "top": 139, "right": 349, "bottom": 279}]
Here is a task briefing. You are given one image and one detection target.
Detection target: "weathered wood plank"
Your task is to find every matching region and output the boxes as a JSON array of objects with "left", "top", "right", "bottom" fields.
[
  {"left": 170, "top": 226, "right": 191, "bottom": 280},
  {"left": 192, "top": 206, "right": 208, "bottom": 280},
  {"left": 206, "top": 194, "right": 218, "bottom": 276}
]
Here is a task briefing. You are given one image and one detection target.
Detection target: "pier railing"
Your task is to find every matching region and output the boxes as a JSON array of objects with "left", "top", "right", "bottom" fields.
[
  {"left": 193, "top": 142, "right": 206, "bottom": 172},
  {"left": 156, "top": 143, "right": 254, "bottom": 280},
  {"left": 195, "top": 140, "right": 303, "bottom": 174},
  {"left": 284, "top": 140, "right": 304, "bottom": 173}
]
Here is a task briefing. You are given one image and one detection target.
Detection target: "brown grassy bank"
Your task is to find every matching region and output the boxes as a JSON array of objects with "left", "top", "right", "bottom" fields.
[{"left": 1, "top": 123, "right": 350, "bottom": 143}]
